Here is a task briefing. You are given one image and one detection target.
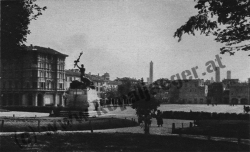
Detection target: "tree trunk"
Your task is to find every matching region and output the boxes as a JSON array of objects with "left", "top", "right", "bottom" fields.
[{"left": 144, "top": 121, "right": 150, "bottom": 135}]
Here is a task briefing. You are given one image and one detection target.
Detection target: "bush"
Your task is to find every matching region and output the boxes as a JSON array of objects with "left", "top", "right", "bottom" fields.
[
  {"left": 2, "top": 106, "right": 89, "bottom": 116},
  {"left": 1, "top": 118, "right": 138, "bottom": 132},
  {"left": 162, "top": 111, "right": 249, "bottom": 120}
]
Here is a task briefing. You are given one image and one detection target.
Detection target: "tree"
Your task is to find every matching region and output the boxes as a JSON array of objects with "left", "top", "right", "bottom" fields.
[
  {"left": 116, "top": 77, "right": 136, "bottom": 96},
  {"left": 1, "top": 0, "right": 47, "bottom": 59},
  {"left": 174, "top": 0, "right": 250, "bottom": 56},
  {"left": 105, "top": 87, "right": 118, "bottom": 99},
  {"left": 130, "top": 79, "right": 160, "bottom": 134},
  {"left": 149, "top": 78, "right": 171, "bottom": 102}
]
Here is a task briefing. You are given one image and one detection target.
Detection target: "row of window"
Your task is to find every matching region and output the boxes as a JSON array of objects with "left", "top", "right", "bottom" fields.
[
  {"left": 2, "top": 81, "right": 64, "bottom": 89},
  {"left": 37, "top": 62, "right": 64, "bottom": 70},
  {"left": 180, "top": 98, "right": 204, "bottom": 102}
]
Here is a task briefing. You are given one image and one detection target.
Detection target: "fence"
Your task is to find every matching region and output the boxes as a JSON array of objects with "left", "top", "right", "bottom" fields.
[
  {"left": 162, "top": 111, "right": 250, "bottom": 120},
  {"left": 171, "top": 122, "right": 248, "bottom": 144},
  {"left": 0, "top": 117, "right": 138, "bottom": 133}
]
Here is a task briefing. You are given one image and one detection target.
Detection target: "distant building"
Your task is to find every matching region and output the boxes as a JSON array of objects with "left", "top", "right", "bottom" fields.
[
  {"left": 1, "top": 45, "right": 68, "bottom": 107},
  {"left": 65, "top": 70, "right": 118, "bottom": 98},
  {"left": 171, "top": 79, "right": 206, "bottom": 104},
  {"left": 180, "top": 80, "right": 206, "bottom": 104},
  {"left": 115, "top": 77, "right": 139, "bottom": 86},
  {"left": 64, "top": 69, "right": 81, "bottom": 90},
  {"left": 215, "top": 67, "right": 220, "bottom": 82},
  {"left": 229, "top": 82, "right": 250, "bottom": 105},
  {"left": 207, "top": 82, "right": 224, "bottom": 104},
  {"left": 204, "top": 79, "right": 211, "bottom": 85},
  {"left": 222, "top": 79, "right": 239, "bottom": 90}
]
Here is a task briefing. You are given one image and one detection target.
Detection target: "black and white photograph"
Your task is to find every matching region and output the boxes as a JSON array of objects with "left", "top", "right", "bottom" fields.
[{"left": 0, "top": 0, "right": 250, "bottom": 151}]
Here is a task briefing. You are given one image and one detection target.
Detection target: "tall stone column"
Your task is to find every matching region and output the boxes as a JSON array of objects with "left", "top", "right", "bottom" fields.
[
  {"left": 43, "top": 94, "right": 46, "bottom": 106},
  {"left": 6, "top": 94, "right": 9, "bottom": 106},
  {"left": 60, "top": 94, "right": 64, "bottom": 107},
  {"left": 33, "top": 93, "right": 38, "bottom": 106},
  {"left": 54, "top": 94, "right": 58, "bottom": 106},
  {"left": 18, "top": 93, "right": 22, "bottom": 106}
]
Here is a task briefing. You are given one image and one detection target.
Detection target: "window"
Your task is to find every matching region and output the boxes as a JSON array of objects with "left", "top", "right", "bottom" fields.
[
  {"left": 59, "top": 83, "right": 63, "bottom": 89},
  {"left": 33, "top": 82, "right": 37, "bottom": 88},
  {"left": 15, "top": 81, "right": 18, "bottom": 89},
  {"left": 3, "top": 82, "right": 6, "bottom": 88},
  {"left": 27, "top": 82, "right": 30, "bottom": 88},
  {"left": 9, "top": 81, "right": 12, "bottom": 88}
]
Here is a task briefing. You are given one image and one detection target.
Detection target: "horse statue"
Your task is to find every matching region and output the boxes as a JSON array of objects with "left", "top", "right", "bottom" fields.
[
  {"left": 72, "top": 52, "right": 95, "bottom": 90},
  {"left": 243, "top": 105, "right": 250, "bottom": 113},
  {"left": 70, "top": 78, "right": 95, "bottom": 90}
]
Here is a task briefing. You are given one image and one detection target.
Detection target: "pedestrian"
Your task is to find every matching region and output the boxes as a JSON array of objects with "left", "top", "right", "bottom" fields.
[{"left": 156, "top": 110, "right": 163, "bottom": 127}]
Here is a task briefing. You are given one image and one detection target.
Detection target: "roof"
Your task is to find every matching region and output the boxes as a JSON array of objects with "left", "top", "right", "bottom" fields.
[
  {"left": 26, "top": 45, "right": 68, "bottom": 57},
  {"left": 107, "top": 81, "right": 122, "bottom": 85}
]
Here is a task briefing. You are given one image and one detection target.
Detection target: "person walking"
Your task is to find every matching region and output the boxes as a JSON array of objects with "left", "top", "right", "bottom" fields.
[{"left": 156, "top": 110, "right": 163, "bottom": 127}]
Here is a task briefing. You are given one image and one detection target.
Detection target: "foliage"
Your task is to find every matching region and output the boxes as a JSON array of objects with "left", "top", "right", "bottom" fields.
[
  {"left": 105, "top": 87, "right": 118, "bottom": 99},
  {"left": 117, "top": 77, "right": 135, "bottom": 96},
  {"left": 3, "top": 133, "right": 249, "bottom": 151},
  {"left": 148, "top": 78, "right": 171, "bottom": 102},
  {"left": 169, "top": 84, "right": 180, "bottom": 103},
  {"left": 174, "top": 0, "right": 250, "bottom": 56},
  {"left": 130, "top": 80, "right": 160, "bottom": 134},
  {"left": 149, "top": 78, "right": 170, "bottom": 95},
  {"left": 1, "top": 0, "right": 47, "bottom": 59}
]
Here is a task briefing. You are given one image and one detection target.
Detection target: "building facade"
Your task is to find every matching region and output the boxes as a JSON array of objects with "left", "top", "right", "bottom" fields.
[
  {"left": 65, "top": 70, "right": 117, "bottom": 98},
  {"left": 178, "top": 79, "right": 206, "bottom": 104},
  {"left": 1, "top": 45, "right": 68, "bottom": 107},
  {"left": 207, "top": 82, "right": 224, "bottom": 104},
  {"left": 229, "top": 83, "right": 250, "bottom": 104}
]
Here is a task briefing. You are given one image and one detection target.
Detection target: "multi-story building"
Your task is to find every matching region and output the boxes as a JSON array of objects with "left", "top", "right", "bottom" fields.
[
  {"left": 207, "top": 82, "right": 224, "bottom": 104},
  {"left": 222, "top": 79, "right": 239, "bottom": 90},
  {"left": 229, "top": 82, "right": 250, "bottom": 104},
  {"left": 64, "top": 69, "right": 81, "bottom": 90},
  {"left": 177, "top": 79, "right": 206, "bottom": 104},
  {"left": 1, "top": 45, "right": 68, "bottom": 107},
  {"left": 65, "top": 70, "right": 117, "bottom": 98}
]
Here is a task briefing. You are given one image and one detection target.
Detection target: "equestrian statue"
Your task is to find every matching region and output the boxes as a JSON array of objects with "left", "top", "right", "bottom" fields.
[{"left": 70, "top": 52, "right": 95, "bottom": 90}]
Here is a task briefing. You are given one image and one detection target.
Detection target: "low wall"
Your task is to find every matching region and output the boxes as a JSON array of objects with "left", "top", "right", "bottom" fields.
[{"left": 162, "top": 111, "right": 250, "bottom": 120}]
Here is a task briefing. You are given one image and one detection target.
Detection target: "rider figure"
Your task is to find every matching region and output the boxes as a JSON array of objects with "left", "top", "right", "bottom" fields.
[{"left": 76, "top": 64, "right": 85, "bottom": 82}]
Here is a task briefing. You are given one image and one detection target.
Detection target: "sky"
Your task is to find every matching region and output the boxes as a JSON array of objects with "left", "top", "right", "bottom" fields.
[{"left": 26, "top": 0, "right": 250, "bottom": 82}]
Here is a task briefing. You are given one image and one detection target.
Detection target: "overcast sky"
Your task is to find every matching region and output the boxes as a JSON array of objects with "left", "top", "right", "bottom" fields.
[{"left": 26, "top": 0, "right": 250, "bottom": 82}]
